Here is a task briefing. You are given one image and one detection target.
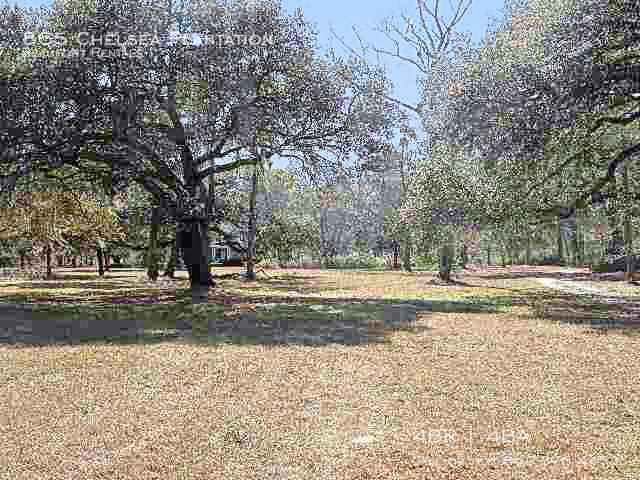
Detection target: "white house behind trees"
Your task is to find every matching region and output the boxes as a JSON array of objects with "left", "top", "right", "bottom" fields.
[{"left": 208, "top": 231, "right": 247, "bottom": 261}]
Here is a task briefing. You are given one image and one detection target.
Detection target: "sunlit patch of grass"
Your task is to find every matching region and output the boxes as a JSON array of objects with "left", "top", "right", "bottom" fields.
[
  {"left": 579, "top": 280, "right": 640, "bottom": 296},
  {"left": 393, "top": 327, "right": 419, "bottom": 336},
  {"left": 380, "top": 287, "right": 506, "bottom": 301},
  {"left": 268, "top": 273, "right": 302, "bottom": 281},
  {"left": 0, "top": 286, "right": 172, "bottom": 299},
  {"left": 0, "top": 273, "right": 184, "bottom": 304},
  {"left": 223, "top": 286, "right": 284, "bottom": 297},
  {"left": 252, "top": 302, "right": 383, "bottom": 323},
  {"left": 54, "top": 272, "right": 99, "bottom": 278}
]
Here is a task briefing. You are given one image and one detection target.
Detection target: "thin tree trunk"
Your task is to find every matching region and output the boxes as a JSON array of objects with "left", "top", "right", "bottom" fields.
[
  {"left": 581, "top": 221, "right": 587, "bottom": 268},
  {"left": 461, "top": 243, "right": 467, "bottom": 269},
  {"left": 557, "top": 217, "right": 563, "bottom": 264},
  {"left": 146, "top": 207, "right": 160, "bottom": 282},
  {"left": 246, "top": 160, "right": 259, "bottom": 281},
  {"left": 402, "top": 239, "right": 412, "bottom": 272},
  {"left": 623, "top": 161, "right": 635, "bottom": 282},
  {"left": 572, "top": 232, "right": 579, "bottom": 267},
  {"left": 46, "top": 243, "right": 52, "bottom": 278},
  {"left": 163, "top": 238, "right": 176, "bottom": 278},
  {"left": 574, "top": 212, "right": 582, "bottom": 266},
  {"left": 96, "top": 247, "right": 104, "bottom": 276},
  {"left": 393, "top": 241, "right": 399, "bottom": 269}
]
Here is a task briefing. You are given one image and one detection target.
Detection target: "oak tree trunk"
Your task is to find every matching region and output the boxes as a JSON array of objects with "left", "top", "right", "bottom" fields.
[
  {"left": 178, "top": 220, "right": 210, "bottom": 304},
  {"left": 167, "top": 72, "right": 212, "bottom": 306}
]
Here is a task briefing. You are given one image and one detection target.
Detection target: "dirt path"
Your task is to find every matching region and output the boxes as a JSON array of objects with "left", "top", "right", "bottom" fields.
[
  {"left": 534, "top": 277, "right": 626, "bottom": 296},
  {"left": 536, "top": 277, "right": 620, "bottom": 296},
  {"left": 532, "top": 276, "right": 640, "bottom": 327}
]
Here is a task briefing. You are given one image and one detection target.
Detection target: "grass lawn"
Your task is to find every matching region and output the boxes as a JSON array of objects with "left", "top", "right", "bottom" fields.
[{"left": 1, "top": 266, "right": 639, "bottom": 479}]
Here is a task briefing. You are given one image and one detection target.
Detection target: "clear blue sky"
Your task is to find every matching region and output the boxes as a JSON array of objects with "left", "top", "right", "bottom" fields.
[
  {"left": 10, "top": 0, "right": 508, "bottom": 168},
  {"left": 279, "top": 0, "right": 507, "bottom": 110}
]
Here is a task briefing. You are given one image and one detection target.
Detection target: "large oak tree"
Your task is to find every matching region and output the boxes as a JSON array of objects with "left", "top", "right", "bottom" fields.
[{"left": 1, "top": 0, "right": 388, "bottom": 304}]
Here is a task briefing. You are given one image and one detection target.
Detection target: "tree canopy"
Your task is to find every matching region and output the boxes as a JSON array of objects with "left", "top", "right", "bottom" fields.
[{"left": 1, "top": 0, "right": 392, "bottom": 299}]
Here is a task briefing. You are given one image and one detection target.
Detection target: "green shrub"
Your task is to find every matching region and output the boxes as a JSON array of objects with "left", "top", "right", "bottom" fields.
[
  {"left": 319, "top": 254, "right": 385, "bottom": 270},
  {"left": 343, "top": 255, "right": 360, "bottom": 269},
  {"left": 321, "top": 257, "right": 337, "bottom": 269},
  {"left": 0, "top": 256, "right": 15, "bottom": 268},
  {"left": 415, "top": 251, "right": 468, "bottom": 272},
  {"left": 257, "top": 257, "right": 278, "bottom": 268},
  {"left": 368, "top": 256, "right": 386, "bottom": 270},
  {"left": 415, "top": 254, "right": 438, "bottom": 270}
]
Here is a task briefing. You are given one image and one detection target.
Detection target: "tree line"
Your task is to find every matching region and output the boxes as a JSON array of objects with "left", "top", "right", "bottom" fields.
[{"left": 1, "top": 0, "right": 638, "bottom": 293}]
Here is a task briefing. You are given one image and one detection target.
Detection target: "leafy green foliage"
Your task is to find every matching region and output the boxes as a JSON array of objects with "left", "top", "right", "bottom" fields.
[{"left": 320, "top": 254, "right": 386, "bottom": 270}]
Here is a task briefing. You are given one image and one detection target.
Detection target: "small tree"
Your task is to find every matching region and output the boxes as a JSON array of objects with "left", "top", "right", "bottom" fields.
[
  {"left": 55, "top": 193, "right": 127, "bottom": 277},
  {"left": 0, "top": 191, "right": 125, "bottom": 277}
]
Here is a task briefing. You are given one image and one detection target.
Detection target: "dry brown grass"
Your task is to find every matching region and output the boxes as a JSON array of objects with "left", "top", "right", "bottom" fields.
[
  {"left": 1, "top": 267, "right": 639, "bottom": 479},
  {"left": 576, "top": 280, "right": 640, "bottom": 296}
]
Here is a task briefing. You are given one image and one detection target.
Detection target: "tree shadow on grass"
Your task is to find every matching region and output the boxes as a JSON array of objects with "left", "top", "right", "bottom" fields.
[
  {"left": 500, "top": 288, "right": 640, "bottom": 331},
  {"left": 0, "top": 293, "right": 514, "bottom": 348},
  {"left": 9, "top": 268, "right": 626, "bottom": 348}
]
